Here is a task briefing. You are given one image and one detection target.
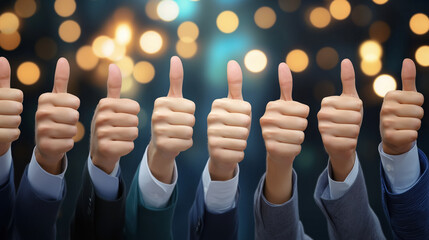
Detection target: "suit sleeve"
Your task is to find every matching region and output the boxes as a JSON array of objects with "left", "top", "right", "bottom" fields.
[
  {"left": 381, "top": 148, "right": 429, "bottom": 239},
  {"left": 188, "top": 178, "right": 239, "bottom": 240},
  {"left": 254, "top": 171, "right": 310, "bottom": 240},
  {"left": 13, "top": 165, "right": 64, "bottom": 240},
  {"left": 71, "top": 163, "right": 126, "bottom": 240},
  {"left": 314, "top": 164, "right": 385, "bottom": 240},
  {"left": 125, "top": 166, "right": 177, "bottom": 240},
  {"left": 0, "top": 163, "right": 14, "bottom": 238}
]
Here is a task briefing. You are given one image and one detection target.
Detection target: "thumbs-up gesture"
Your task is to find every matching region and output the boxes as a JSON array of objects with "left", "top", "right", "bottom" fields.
[
  {"left": 35, "top": 58, "right": 80, "bottom": 174},
  {"left": 261, "top": 63, "right": 309, "bottom": 204},
  {"left": 90, "top": 64, "right": 140, "bottom": 174},
  {"left": 148, "top": 56, "right": 195, "bottom": 183},
  {"left": 317, "top": 59, "right": 363, "bottom": 181},
  {"left": 0, "top": 57, "right": 23, "bottom": 156},
  {"left": 207, "top": 61, "right": 251, "bottom": 181},
  {"left": 261, "top": 63, "right": 309, "bottom": 163},
  {"left": 380, "top": 59, "right": 424, "bottom": 155}
]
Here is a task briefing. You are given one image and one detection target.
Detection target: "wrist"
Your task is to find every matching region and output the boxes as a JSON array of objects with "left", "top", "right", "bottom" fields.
[
  {"left": 0, "top": 143, "right": 11, "bottom": 156},
  {"left": 265, "top": 156, "right": 293, "bottom": 204},
  {"left": 208, "top": 159, "right": 236, "bottom": 181},
  {"left": 147, "top": 141, "right": 175, "bottom": 184},
  {"left": 91, "top": 154, "right": 117, "bottom": 174},
  {"left": 329, "top": 152, "right": 355, "bottom": 181},
  {"left": 382, "top": 142, "right": 413, "bottom": 155},
  {"left": 34, "top": 148, "right": 63, "bottom": 175}
]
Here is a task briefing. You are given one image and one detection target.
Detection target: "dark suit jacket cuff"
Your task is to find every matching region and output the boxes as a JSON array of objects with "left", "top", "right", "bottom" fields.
[
  {"left": 0, "top": 163, "right": 14, "bottom": 236},
  {"left": 189, "top": 178, "right": 239, "bottom": 240}
]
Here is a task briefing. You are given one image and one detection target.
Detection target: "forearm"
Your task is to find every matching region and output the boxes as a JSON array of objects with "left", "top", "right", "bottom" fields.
[{"left": 264, "top": 156, "right": 293, "bottom": 204}]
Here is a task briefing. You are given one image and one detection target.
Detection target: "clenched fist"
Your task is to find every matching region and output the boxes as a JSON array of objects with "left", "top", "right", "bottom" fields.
[
  {"left": 148, "top": 56, "right": 195, "bottom": 183},
  {"left": 90, "top": 64, "right": 140, "bottom": 174},
  {"left": 380, "top": 59, "right": 424, "bottom": 155},
  {"left": 317, "top": 59, "right": 363, "bottom": 181},
  {"left": 261, "top": 63, "right": 309, "bottom": 204},
  {"left": 0, "top": 57, "right": 23, "bottom": 156},
  {"left": 207, "top": 61, "right": 251, "bottom": 181},
  {"left": 35, "top": 58, "right": 80, "bottom": 174}
]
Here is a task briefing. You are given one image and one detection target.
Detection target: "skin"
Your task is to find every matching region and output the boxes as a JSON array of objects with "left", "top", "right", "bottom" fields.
[
  {"left": 90, "top": 64, "right": 140, "bottom": 174},
  {"left": 207, "top": 61, "right": 252, "bottom": 181},
  {"left": 380, "top": 59, "right": 424, "bottom": 155},
  {"left": 261, "top": 63, "right": 309, "bottom": 204},
  {"left": 35, "top": 58, "right": 80, "bottom": 175},
  {"left": 317, "top": 59, "right": 363, "bottom": 181},
  {"left": 148, "top": 56, "right": 196, "bottom": 184},
  {"left": 0, "top": 57, "right": 23, "bottom": 157}
]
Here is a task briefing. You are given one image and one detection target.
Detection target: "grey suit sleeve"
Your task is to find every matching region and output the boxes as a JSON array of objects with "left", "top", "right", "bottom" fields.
[
  {"left": 314, "top": 163, "right": 385, "bottom": 240},
  {"left": 254, "top": 170, "right": 312, "bottom": 240}
]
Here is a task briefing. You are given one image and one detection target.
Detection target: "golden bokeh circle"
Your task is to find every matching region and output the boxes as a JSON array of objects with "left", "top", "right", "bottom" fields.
[
  {"left": 369, "top": 21, "right": 391, "bottom": 43},
  {"left": 409, "top": 13, "right": 429, "bottom": 35},
  {"left": 415, "top": 46, "right": 429, "bottom": 67},
  {"left": 309, "top": 7, "right": 331, "bottom": 28},
  {"left": 0, "top": 32, "right": 21, "bottom": 51},
  {"left": 15, "top": 0, "right": 37, "bottom": 18},
  {"left": 361, "top": 59, "right": 382, "bottom": 76},
  {"left": 58, "top": 20, "right": 81, "bottom": 43},
  {"left": 133, "top": 61, "right": 155, "bottom": 84},
  {"left": 176, "top": 41, "right": 198, "bottom": 59},
  {"left": 373, "top": 74, "right": 396, "bottom": 98},
  {"left": 17, "top": 62, "right": 40, "bottom": 85},
  {"left": 0, "top": 13, "right": 20, "bottom": 34},
  {"left": 178, "top": 21, "right": 199, "bottom": 43},
  {"left": 54, "top": 0, "right": 76, "bottom": 17},
  {"left": 217, "top": 11, "right": 239, "bottom": 34},
  {"left": 254, "top": 7, "right": 277, "bottom": 29},
  {"left": 329, "top": 0, "right": 351, "bottom": 20},
  {"left": 139, "top": 31, "right": 163, "bottom": 54},
  {"left": 76, "top": 46, "right": 99, "bottom": 71},
  {"left": 316, "top": 47, "right": 339, "bottom": 70},
  {"left": 286, "top": 49, "right": 309, "bottom": 73}
]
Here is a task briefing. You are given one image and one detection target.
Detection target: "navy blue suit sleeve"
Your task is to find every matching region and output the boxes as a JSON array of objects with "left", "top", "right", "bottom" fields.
[
  {"left": 0, "top": 164, "right": 14, "bottom": 239},
  {"left": 381, "top": 148, "right": 429, "bottom": 239},
  {"left": 188, "top": 179, "right": 239, "bottom": 240},
  {"left": 13, "top": 165, "right": 64, "bottom": 240}
]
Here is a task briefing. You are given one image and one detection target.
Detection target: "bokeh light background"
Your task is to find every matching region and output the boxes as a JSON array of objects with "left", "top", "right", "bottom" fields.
[{"left": 1, "top": 0, "right": 429, "bottom": 238}]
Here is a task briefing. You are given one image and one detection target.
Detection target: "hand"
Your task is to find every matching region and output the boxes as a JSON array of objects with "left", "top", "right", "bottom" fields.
[
  {"left": 35, "top": 58, "right": 80, "bottom": 174},
  {"left": 317, "top": 59, "right": 363, "bottom": 181},
  {"left": 90, "top": 64, "right": 140, "bottom": 174},
  {"left": 380, "top": 59, "right": 424, "bottom": 155},
  {"left": 148, "top": 56, "right": 195, "bottom": 183},
  {"left": 0, "top": 57, "right": 23, "bottom": 156},
  {"left": 207, "top": 61, "right": 251, "bottom": 181},
  {"left": 261, "top": 63, "right": 309, "bottom": 204}
]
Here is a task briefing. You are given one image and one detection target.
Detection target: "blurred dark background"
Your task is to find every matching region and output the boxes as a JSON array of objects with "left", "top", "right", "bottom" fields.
[{"left": 1, "top": 0, "right": 429, "bottom": 239}]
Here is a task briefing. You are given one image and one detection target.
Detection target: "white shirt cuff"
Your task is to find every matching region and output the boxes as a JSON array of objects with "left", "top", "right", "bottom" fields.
[
  {"left": 328, "top": 153, "right": 360, "bottom": 200},
  {"left": 379, "top": 141, "right": 420, "bottom": 194},
  {"left": 28, "top": 148, "right": 66, "bottom": 201},
  {"left": 202, "top": 159, "right": 239, "bottom": 213},
  {"left": 87, "top": 155, "right": 120, "bottom": 201},
  {"left": 138, "top": 146, "right": 177, "bottom": 208},
  {"left": 0, "top": 147, "right": 12, "bottom": 186}
]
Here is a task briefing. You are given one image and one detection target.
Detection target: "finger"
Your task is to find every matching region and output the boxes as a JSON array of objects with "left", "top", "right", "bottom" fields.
[
  {"left": 212, "top": 98, "right": 251, "bottom": 115},
  {"left": 385, "top": 104, "right": 424, "bottom": 118},
  {"left": 209, "top": 137, "right": 247, "bottom": 151},
  {"left": 208, "top": 125, "right": 249, "bottom": 139},
  {"left": 318, "top": 123, "right": 360, "bottom": 138},
  {"left": 0, "top": 57, "right": 11, "bottom": 88},
  {"left": 98, "top": 127, "right": 138, "bottom": 141},
  {"left": 260, "top": 114, "right": 308, "bottom": 131},
  {"left": 340, "top": 59, "right": 358, "bottom": 97},
  {"left": 262, "top": 128, "right": 304, "bottom": 145},
  {"left": 52, "top": 58, "right": 70, "bottom": 93},
  {"left": 278, "top": 63, "right": 293, "bottom": 101},
  {"left": 36, "top": 107, "right": 79, "bottom": 125},
  {"left": 207, "top": 112, "right": 251, "bottom": 127},
  {"left": 154, "top": 125, "right": 193, "bottom": 140},
  {"left": 401, "top": 58, "right": 417, "bottom": 92},
  {"left": 321, "top": 96, "right": 362, "bottom": 111},
  {"left": 38, "top": 93, "right": 80, "bottom": 109},
  {"left": 266, "top": 101, "right": 309, "bottom": 118},
  {"left": 97, "top": 98, "right": 140, "bottom": 114},
  {"left": 107, "top": 64, "right": 122, "bottom": 99},
  {"left": 168, "top": 56, "right": 183, "bottom": 98},
  {"left": 0, "top": 88, "right": 23, "bottom": 102},
  {"left": 317, "top": 109, "right": 362, "bottom": 124},
  {"left": 155, "top": 97, "right": 195, "bottom": 114},
  {"left": 0, "top": 115, "right": 21, "bottom": 128},
  {"left": 0, "top": 129, "right": 20, "bottom": 142},
  {"left": 152, "top": 111, "right": 195, "bottom": 126},
  {"left": 385, "top": 117, "right": 421, "bottom": 131},
  {"left": 0, "top": 101, "right": 23, "bottom": 115},
  {"left": 227, "top": 60, "right": 243, "bottom": 100},
  {"left": 39, "top": 123, "right": 77, "bottom": 139},
  {"left": 95, "top": 113, "right": 139, "bottom": 127}
]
